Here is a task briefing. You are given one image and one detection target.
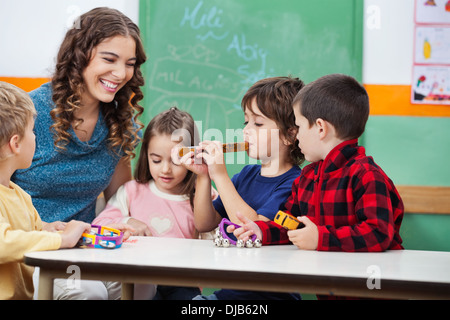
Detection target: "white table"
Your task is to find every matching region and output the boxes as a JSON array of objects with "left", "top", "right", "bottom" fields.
[{"left": 24, "top": 236, "right": 450, "bottom": 300}]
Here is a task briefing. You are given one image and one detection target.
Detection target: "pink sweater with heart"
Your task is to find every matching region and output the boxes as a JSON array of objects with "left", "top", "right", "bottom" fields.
[{"left": 93, "top": 180, "right": 198, "bottom": 239}]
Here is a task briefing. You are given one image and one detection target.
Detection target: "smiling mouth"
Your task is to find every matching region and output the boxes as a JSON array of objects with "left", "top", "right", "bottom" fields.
[{"left": 100, "top": 79, "right": 119, "bottom": 92}]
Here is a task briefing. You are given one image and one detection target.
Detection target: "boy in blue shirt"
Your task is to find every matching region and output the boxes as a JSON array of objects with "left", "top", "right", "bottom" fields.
[{"left": 181, "top": 76, "right": 304, "bottom": 300}]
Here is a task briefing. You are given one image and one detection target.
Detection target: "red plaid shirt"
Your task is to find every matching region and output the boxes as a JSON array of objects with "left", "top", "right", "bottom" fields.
[{"left": 256, "top": 139, "right": 404, "bottom": 252}]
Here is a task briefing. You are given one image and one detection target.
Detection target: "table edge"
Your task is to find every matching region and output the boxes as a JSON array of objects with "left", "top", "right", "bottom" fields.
[{"left": 25, "top": 255, "right": 450, "bottom": 299}]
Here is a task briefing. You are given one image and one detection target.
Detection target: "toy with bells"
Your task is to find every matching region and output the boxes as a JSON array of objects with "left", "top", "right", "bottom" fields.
[
  {"left": 214, "top": 218, "right": 262, "bottom": 248},
  {"left": 78, "top": 225, "right": 123, "bottom": 249}
]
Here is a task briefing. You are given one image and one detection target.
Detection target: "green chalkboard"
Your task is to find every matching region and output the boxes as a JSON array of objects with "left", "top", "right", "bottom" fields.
[{"left": 138, "top": 0, "right": 363, "bottom": 174}]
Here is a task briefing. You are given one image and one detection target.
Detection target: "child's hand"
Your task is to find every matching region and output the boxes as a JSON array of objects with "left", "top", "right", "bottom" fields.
[
  {"left": 229, "top": 212, "right": 263, "bottom": 242},
  {"left": 42, "top": 221, "right": 67, "bottom": 232},
  {"left": 176, "top": 148, "right": 209, "bottom": 177},
  {"left": 196, "top": 141, "right": 228, "bottom": 181},
  {"left": 127, "top": 218, "right": 152, "bottom": 236},
  {"left": 105, "top": 223, "right": 135, "bottom": 241},
  {"left": 59, "top": 220, "right": 91, "bottom": 249},
  {"left": 287, "top": 216, "right": 319, "bottom": 250}
]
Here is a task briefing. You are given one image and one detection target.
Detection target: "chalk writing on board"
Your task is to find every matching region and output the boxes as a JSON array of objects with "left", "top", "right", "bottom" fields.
[
  {"left": 179, "top": 1, "right": 271, "bottom": 87},
  {"left": 180, "top": 1, "right": 229, "bottom": 41},
  {"left": 147, "top": 0, "right": 274, "bottom": 132},
  {"left": 150, "top": 54, "right": 244, "bottom": 101}
]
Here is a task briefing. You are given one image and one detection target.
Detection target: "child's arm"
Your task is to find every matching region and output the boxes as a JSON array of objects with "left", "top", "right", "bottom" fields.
[
  {"left": 0, "top": 217, "right": 88, "bottom": 263},
  {"left": 256, "top": 170, "right": 401, "bottom": 251},
  {"left": 93, "top": 184, "right": 152, "bottom": 236},
  {"left": 94, "top": 223, "right": 135, "bottom": 242},
  {"left": 42, "top": 221, "right": 66, "bottom": 232},
  {"left": 0, "top": 221, "right": 58, "bottom": 263},
  {"left": 211, "top": 168, "right": 263, "bottom": 224},
  {"left": 59, "top": 220, "right": 91, "bottom": 248},
  {"left": 93, "top": 185, "right": 130, "bottom": 226},
  {"left": 178, "top": 148, "right": 222, "bottom": 232},
  {"left": 229, "top": 212, "right": 292, "bottom": 246},
  {"left": 231, "top": 211, "right": 319, "bottom": 249},
  {"left": 193, "top": 174, "right": 222, "bottom": 232},
  {"left": 229, "top": 212, "right": 263, "bottom": 241},
  {"left": 245, "top": 180, "right": 302, "bottom": 246},
  {"left": 194, "top": 141, "right": 264, "bottom": 224},
  {"left": 316, "top": 171, "right": 401, "bottom": 252}
]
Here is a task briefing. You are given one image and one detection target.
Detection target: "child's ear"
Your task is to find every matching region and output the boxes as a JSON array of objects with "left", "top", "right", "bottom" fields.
[
  {"left": 8, "top": 135, "right": 21, "bottom": 154},
  {"left": 316, "top": 118, "right": 338, "bottom": 141},
  {"left": 315, "top": 118, "right": 327, "bottom": 140}
]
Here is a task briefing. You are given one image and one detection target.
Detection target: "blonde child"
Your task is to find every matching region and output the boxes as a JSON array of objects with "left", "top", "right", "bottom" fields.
[
  {"left": 94, "top": 107, "right": 212, "bottom": 300},
  {"left": 0, "top": 81, "right": 91, "bottom": 300},
  {"left": 180, "top": 76, "right": 305, "bottom": 300}
]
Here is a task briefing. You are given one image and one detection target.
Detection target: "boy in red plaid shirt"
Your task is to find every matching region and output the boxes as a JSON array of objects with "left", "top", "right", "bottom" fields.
[{"left": 233, "top": 74, "right": 404, "bottom": 252}]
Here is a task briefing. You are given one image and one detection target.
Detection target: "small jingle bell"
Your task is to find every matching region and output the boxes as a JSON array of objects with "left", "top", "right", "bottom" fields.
[
  {"left": 236, "top": 239, "right": 245, "bottom": 248},
  {"left": 215, "top": 229, "right": 222, "bottom": 238},
  {"left": 254, "top": 239, "right": 262, "bottom": 248},
  {"left": 222, "top": 238, "right": 230, "bottom": 247},
  {"left": 214, "top": 238, "right": 222, "bottom": 247},
  {"left": 245, "top": 239, "right": 254, "bottom": 248}
]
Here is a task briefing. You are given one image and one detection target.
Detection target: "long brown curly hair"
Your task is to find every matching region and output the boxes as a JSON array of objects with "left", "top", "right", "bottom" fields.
[{"left": 50, "top": 7, "right": 146, "bottom": 160}]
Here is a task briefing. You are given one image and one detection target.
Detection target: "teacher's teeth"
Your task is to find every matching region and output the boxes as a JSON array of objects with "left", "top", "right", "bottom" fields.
[{"left": 101, "top": 80, "right": 118, "bottom": 89}]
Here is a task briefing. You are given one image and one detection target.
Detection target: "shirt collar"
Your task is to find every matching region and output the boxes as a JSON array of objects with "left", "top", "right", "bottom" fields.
[{"left": 317, "top": 139, "right": 361, "bottom": 174}]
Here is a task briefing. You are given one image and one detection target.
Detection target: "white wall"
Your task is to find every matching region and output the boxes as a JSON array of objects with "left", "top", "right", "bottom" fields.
[
  {"left": 0, "top": 0, "right": 139, "bottom": 78},
  {"left": 363, "top": 0, "right": 415, "bottom": 85},
  {"left": 1, "top": 0, "right": 414, "bottom": 87}
]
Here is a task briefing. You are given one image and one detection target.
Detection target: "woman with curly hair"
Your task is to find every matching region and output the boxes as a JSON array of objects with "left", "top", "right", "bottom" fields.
[
  {"left": 13, "top": 7, "right": 146, "bottom": 225},
  {"left": 12, "top": 7, "right": 146, "bottom": 300}
]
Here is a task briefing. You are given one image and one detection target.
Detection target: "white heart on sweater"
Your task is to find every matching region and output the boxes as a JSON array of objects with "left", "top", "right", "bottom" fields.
[{"left": 150, "top": 216, "right": 172, "bottom": 235}]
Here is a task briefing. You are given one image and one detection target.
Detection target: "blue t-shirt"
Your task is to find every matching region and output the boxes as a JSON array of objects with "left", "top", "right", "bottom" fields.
[
  {"left": 214, "top": 164, "right": 301, "bottom": 220},
  {"left": 12, "top": 83, "right": 123, "bottom": 223},
  {"left": 213, "top": 164, "right": 302, "bottom": 300}
]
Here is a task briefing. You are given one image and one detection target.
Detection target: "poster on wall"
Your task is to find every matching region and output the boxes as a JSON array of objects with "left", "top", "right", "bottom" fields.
[
  {"left": 414, "top": 26, "right": 450, "bottom": 64},
  {"left": 412, "top": 0, "right": 450, "bottom": 105},
  {"left": 412, "top": 65, "right": 450, "bottom": 104},
  {"left": 415, "top": 0, "right": 450, "bottom": 24}
]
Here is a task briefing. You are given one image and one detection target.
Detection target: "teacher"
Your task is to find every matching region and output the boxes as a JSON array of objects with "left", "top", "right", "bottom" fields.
[{"left": 12, "top": 7, "right": 147, "bottom": 224}]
